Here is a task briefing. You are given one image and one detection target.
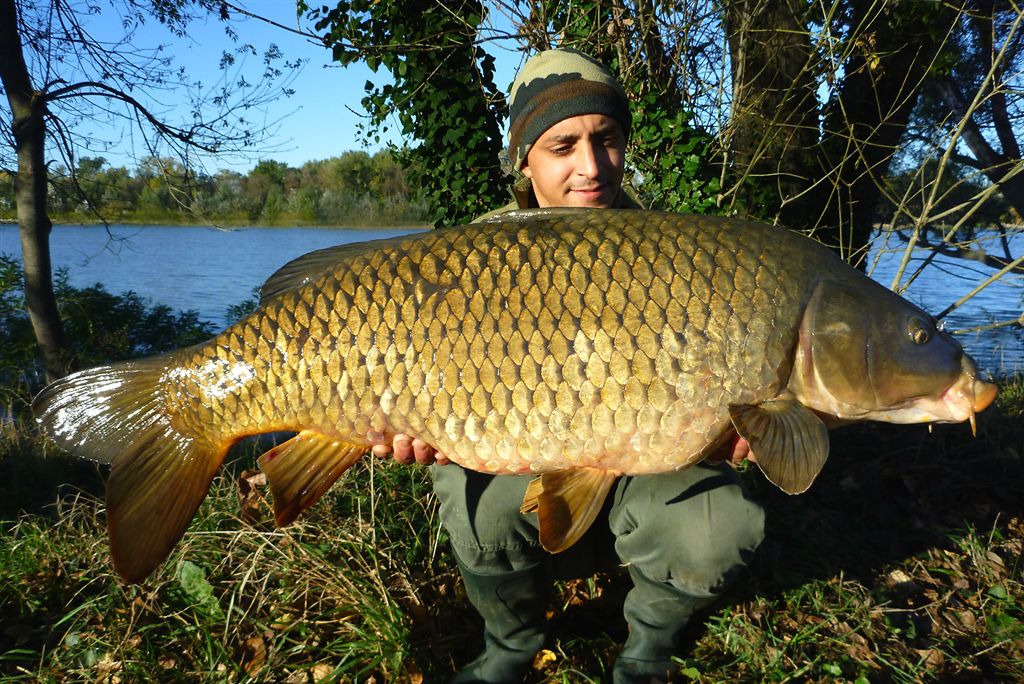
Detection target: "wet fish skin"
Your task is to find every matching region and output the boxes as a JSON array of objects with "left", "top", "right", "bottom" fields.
[
  {"left": 32, "top": 209, "right": 997, "bottom": 582},
  {"left": 172, "top": 210, "right": 805, "bottom": 473}
]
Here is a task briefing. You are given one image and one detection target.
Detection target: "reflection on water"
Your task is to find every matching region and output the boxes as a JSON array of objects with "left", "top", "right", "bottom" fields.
[{"left": 0, "top": 223, "right": 1020, "bottom": 374}]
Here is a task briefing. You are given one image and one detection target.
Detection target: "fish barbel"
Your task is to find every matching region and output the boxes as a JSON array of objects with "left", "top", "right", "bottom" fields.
[{"left": 33, "top": 209, "right": 997, "bottom": 582}]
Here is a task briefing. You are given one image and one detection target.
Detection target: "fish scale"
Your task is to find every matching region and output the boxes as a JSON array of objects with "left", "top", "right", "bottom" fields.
[
  {"left": 32, "top": 208, "right": 996, "bottom": 582},
  {"left": 166, "top": 212, "right": 802, "bottom": 476}
]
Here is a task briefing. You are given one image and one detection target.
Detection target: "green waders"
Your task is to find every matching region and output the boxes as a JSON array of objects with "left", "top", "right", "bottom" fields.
[
  {"left": 449, "top": 558, "right": 552, "bottom": 684},
  {"left": 433, "top": 463, "right": 765, "bottom": 683}
]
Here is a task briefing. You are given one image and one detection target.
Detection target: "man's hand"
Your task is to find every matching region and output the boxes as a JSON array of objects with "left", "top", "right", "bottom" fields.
[
  {"left": 706, "top": 434, "right": 755, "bottom": 466},
  {"left": 371, "top": 434, "right": 450, "bottom": 466}
]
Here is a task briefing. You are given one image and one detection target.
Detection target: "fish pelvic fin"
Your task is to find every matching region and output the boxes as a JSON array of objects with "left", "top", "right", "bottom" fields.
[
  {"left": 33, "top": 358, "right": 228, "bottom": 584},
  {"left": 520, "top": 467, "right": 618, "bottom": 554},
  {"left": 258, "top": 431, "right": 367, "bottom": 527},
  {"left": 729, "top": 400, "right": 829, "bottom": 495}
]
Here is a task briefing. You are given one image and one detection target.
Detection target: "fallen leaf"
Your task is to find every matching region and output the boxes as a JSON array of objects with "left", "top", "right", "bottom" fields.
[
  {"left": 405, "top": 658, "right": 424, "bottom": 684},
  {"left": 238, "top": 468, "right": 268, "bottom": 524},
  {"left": 844, "top": 631, "right": 873, "bottom": 662},
  {"left": 888, "top": 569, "right": 913, "bottom": 585},
  {"left": 915, "top": 648, "right": 944, "bottom": 668},
  {"left": 311, "top": 664, "right": 335, "bottom": 682},
  {"left": 533, "top": 649, "right": 557, "bottom": 670},
  {"left": 953, "top": 610, "right": 977, "bottom": 631},
  {"left": 95, "top": 653, "right": 122, "bottom": 680},
  {"left": 986, "top": 551, "right": 1007, "bottom": 580},
  {"left": 241, "top": 635, "right": 267, "bottom": 674}
]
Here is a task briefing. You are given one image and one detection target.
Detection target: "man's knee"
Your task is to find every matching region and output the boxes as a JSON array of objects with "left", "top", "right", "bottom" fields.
[
  {"left": 432, "top": 464, "right": 544, "bottom": 572},
  {"left": 609, "top": 464, "right": 765, "bottom": 596}
]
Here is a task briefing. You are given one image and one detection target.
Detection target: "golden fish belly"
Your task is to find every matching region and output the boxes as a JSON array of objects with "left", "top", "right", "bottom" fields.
[{"left": 169, "top": 211, "right": 809, "bottom": 475}]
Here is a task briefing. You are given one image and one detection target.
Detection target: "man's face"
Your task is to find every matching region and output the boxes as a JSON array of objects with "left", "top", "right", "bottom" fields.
[{"left": 521, "top": 114, "right": 626, "bottom": 208}]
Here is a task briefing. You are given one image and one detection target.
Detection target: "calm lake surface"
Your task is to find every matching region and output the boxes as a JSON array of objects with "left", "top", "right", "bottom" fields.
[{"left": 1, "top": 223, "right": 1021, "bottom": 374}]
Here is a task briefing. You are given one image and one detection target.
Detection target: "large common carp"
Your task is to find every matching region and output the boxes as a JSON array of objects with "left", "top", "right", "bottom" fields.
[{"left": 34, "top": 209, "right": 997, "bottom": 583}]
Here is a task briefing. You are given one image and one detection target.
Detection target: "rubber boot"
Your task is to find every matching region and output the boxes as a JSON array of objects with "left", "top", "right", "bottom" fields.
[
  {"left": 450, "top": 558, "right": 551, "bottom": 684},
  {"left": 612, "top": 565, "right": 717, "bottom": 684}
]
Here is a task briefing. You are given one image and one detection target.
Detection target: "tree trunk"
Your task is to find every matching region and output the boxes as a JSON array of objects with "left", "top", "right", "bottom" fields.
[
  {"left": 724, "top": 0, "right": 964, "bottom": 261},
  {"left": 0, "top": 0, "right": 72, "bottom": 381},
  {"left": 723, "top": 0, "right": 820, "bottom": 226},
  {"left": 936, "top": 76, "right": 1024, "bottom": 221}
]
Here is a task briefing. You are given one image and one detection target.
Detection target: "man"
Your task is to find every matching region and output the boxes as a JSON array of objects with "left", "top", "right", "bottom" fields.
[{"left": 375, "top": 49, "right": 764, "bottom": 683}]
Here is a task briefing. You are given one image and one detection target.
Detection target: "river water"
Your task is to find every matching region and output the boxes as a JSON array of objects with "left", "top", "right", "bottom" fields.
[{"left": 0, "top": 223, "right": 1021, "bottom": 374}]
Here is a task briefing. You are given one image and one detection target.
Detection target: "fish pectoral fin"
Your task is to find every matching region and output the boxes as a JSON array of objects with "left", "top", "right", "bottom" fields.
[
  {"left": 729, "top": 400, "right": 829, "bottom": 495},
  {"left": 258, "top": 431, "right": 368, "bottom": 526},
  {"left": 519, "top": 468, "right": 618, "bottom": 554}
]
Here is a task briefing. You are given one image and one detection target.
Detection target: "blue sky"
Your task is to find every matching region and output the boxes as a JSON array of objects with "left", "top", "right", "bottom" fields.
[{"left": 79, "top": 1, "right": 522, "bottom": 173}]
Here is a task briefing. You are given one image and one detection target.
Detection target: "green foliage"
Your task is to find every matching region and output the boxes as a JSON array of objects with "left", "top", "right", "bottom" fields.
[
  {"left": 0, "top": 151, "right": 429, "bottom": 227},
  {"left": 310, "top": 0, "right": 507, "bottom": 226},
  {"left": 628, "top": 93, "right": 721, "bottom": 214},
  {"left": 0, "top": 254, "right": 215, "bottom": 395},
  {"left": 172, "top": 560, "right": 225, "bottom": 620}
]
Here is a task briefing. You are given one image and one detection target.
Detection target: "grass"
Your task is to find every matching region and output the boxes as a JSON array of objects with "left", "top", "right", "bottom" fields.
[{"left": 0, "top": 375, "right": 1021, "bottom": 682}]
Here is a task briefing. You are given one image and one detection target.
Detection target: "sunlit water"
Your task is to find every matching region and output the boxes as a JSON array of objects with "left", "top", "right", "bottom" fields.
[{"left": 0, "top": 223, "right": 1021, "bottom": 374}]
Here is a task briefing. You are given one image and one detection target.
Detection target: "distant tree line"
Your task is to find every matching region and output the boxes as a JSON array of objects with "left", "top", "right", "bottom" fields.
[{"left": 0, "top": 150, "right": 430, "bottom": 227}]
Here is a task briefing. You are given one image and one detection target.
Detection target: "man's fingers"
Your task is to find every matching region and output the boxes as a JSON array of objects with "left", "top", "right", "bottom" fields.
[
  {"left": 372, "top": 433, "right": 443, "bottom": 466},
  {"left": 412, "top": 438, "right": 436, "bottom": 465},
  {"left": 391, "top": 435, "right": 415, "bottom": 464},
  {"left": 730, "top": 437, "right": 752, "bottom": 465}
]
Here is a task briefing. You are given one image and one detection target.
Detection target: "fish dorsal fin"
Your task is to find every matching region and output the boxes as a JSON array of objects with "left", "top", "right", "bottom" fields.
[
  {"left": 259, "top": 233, "right": 419, "bottom": 304},
  {"left": 519, "top": 467, "right": 618, "bottom": 553},
  {"left": 258, "top": 431, "right": 368, "bottom": 526},
  {"left": 729, "top": 400, "right": 830, "bottom": 495}
]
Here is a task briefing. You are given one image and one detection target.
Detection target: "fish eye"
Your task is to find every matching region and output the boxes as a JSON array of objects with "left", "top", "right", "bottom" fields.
[{"left": 909, "top": 319, "right": 931, "bottom": 345}]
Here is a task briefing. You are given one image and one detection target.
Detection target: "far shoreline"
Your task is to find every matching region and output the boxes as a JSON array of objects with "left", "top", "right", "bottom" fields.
[{"left": 2, "top": 217, "right": 432, "bottom": 231}]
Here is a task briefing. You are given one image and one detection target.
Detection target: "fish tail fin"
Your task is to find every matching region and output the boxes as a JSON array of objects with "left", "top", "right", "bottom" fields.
[{"left": 33, "top": 358, "right": 228, "bottom": 583}]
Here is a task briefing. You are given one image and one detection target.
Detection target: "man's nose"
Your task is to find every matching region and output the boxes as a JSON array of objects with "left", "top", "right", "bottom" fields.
[{"left": 575, "top": 142, "right": 602, "bottom": 177}]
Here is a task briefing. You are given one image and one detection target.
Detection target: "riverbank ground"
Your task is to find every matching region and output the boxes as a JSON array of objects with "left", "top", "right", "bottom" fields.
[{"left": 0, "top": 376, "right": 1021, "bottom": 682}]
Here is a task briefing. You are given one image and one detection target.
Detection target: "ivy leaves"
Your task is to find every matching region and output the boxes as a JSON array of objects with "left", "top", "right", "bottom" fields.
[
  {"left": 310, "top": 0, "right": 507, "bottom": 226},
  {"left": 310, "top": 1, "right": 721, "bottom": 223}
]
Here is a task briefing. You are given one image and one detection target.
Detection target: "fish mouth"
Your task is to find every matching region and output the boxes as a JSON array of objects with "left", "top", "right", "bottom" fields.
[{"left": 939, "top": 357, "right": 998, "bottom": 434}]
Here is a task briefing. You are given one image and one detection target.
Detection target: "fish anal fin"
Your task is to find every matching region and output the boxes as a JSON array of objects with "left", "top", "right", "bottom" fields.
[
  {"left": 519, "top": 467, "right": 618, "bottom": 554},
  {"left": 729, "top": 400, "right": 829, "bottom": 495},
  {"left": 258, "top": 431, "right": 367, "bottom": 526}
]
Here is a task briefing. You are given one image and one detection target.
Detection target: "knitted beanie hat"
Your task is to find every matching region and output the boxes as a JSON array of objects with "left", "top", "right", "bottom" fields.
[{"left": 507, "top": 48, "right": 630, "bottom": 170}]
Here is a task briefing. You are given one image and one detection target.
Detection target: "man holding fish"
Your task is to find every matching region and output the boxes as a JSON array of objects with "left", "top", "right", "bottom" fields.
[
  {"left": 376, "top": 48, "right": 765, "bottom": 684},
  {"left": 33, "top": 43, "right": 996, "bottom": 684}
]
